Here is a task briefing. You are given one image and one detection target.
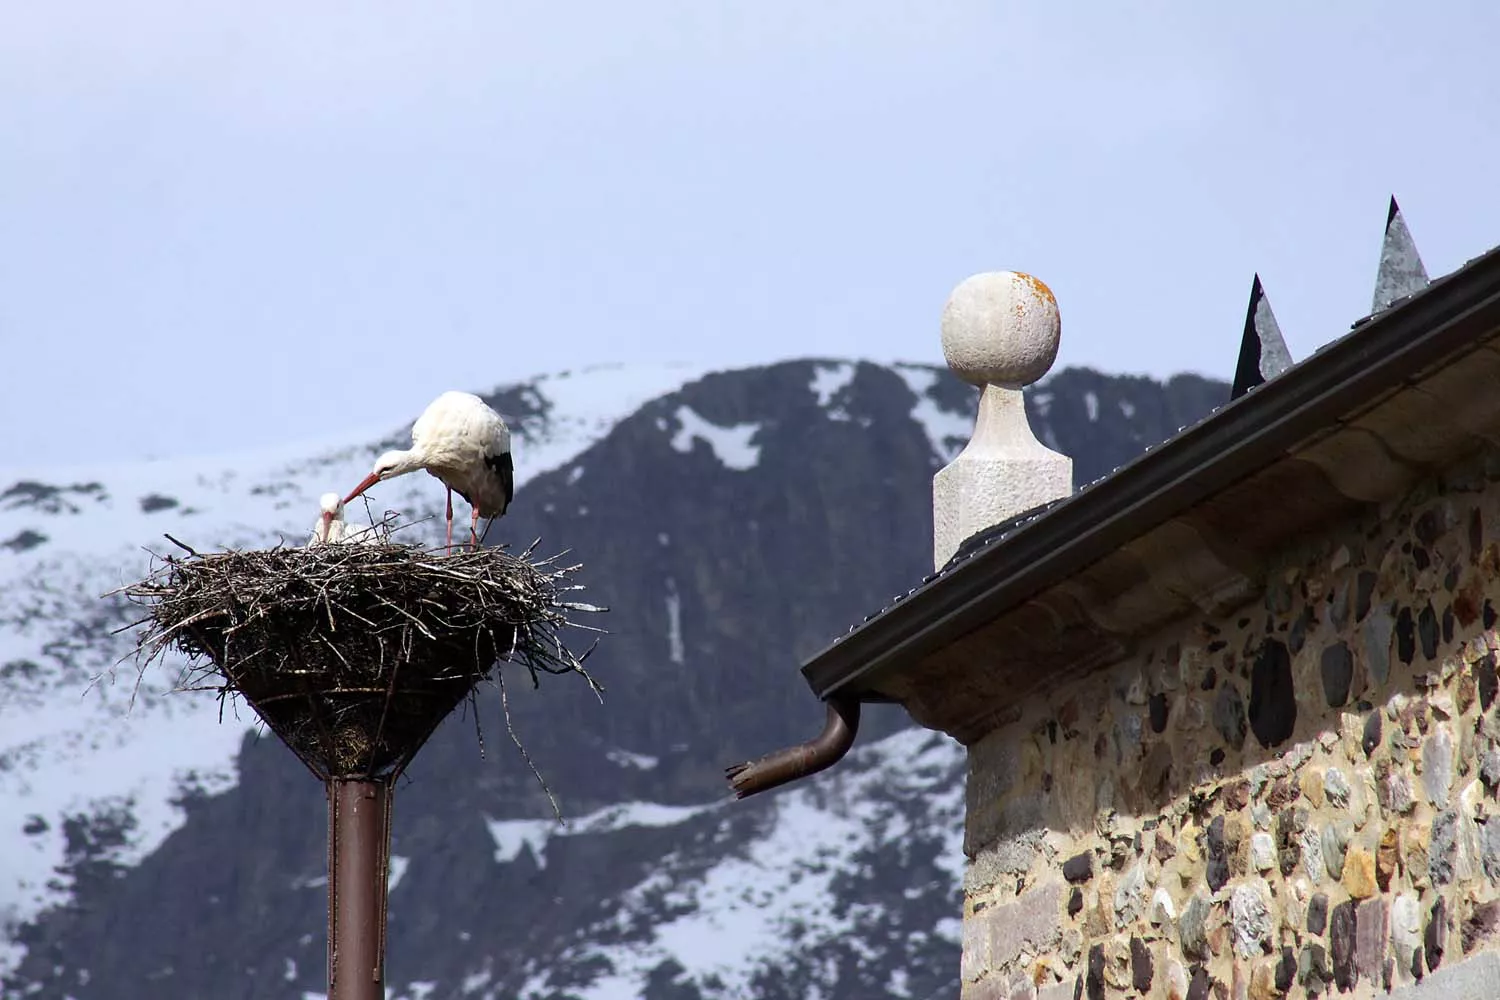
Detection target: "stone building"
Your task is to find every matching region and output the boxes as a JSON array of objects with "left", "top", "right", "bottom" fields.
[{"left": 729, "top": 200, "right": 1500, "bottom": 998}]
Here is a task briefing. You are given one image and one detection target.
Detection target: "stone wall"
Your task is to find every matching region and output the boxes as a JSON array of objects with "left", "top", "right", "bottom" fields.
[{"left": 961, "top": 447, "right": 1500, "bottom": 999}]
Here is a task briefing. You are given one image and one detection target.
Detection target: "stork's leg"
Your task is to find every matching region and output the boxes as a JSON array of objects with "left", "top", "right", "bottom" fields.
[
  {"left": 445, "top": 487, "right": 455, "bottom": 554},
  {"left": 470, "top": 505, "right": 480, "bottom": 550}
]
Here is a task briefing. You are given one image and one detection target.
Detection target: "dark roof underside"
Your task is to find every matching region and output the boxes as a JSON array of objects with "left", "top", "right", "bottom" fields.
[{"left": 802, "top": 243, "right": 1500, "bottom": 740}]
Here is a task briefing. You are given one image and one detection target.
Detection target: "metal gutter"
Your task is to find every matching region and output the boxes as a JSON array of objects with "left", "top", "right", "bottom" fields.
[{"left": 802, "top": 243, "right": 1500, "bottom": 701}]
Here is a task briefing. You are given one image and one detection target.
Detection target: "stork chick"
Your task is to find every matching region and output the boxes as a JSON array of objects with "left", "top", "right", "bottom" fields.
[{"left": 309, "top": 492, "right": 378, "bottom": 546}]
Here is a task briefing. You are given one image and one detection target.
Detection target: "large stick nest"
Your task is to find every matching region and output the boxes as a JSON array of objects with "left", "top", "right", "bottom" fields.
[{"left": 117, "top": 534, "right": 605, "bottom": 780}]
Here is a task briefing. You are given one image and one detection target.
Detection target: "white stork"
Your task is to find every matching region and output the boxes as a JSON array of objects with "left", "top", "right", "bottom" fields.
[
  {"left": 343, "top": 390, "right": 514, "bottom": 552},
  {"left": 308, "top": 492, "right": 381, "bottom": 546}
]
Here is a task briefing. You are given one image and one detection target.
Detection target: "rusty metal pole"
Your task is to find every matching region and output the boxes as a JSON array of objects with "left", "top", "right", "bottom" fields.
[{"left": 327, "top": 778, "right": 392, "bottom": 1000}]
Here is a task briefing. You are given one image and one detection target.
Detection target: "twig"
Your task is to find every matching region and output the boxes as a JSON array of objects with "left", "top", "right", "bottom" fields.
[
  {"left": 163, "top": 533, "right": 199, "bottom": 557},
  {"left": 497, "top": 667, "right": 564, "bottom": 825},
  {"left": 469, "top": 690, "right": 486, "bottom": 761}
]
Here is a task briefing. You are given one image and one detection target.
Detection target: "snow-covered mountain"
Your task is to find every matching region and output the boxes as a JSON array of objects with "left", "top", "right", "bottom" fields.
[{"left": 0, "top": 359, "right": 1226, "bottom": 999}]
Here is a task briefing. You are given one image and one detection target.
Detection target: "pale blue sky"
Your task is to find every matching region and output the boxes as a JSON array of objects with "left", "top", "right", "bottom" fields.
[{"left": 2, "top": 1, "right": 1498, "bottom": 466}]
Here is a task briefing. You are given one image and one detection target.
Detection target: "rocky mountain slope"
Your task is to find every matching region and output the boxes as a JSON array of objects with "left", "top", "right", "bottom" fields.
[{"left": 0, "top": 359, "right": 1226, "bottom": 1000}]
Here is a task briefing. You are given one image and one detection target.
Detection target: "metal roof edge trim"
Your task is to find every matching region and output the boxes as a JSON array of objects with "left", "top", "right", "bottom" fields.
[{"left": 803, "top": 243, "right": 1500, "bottom": 701}]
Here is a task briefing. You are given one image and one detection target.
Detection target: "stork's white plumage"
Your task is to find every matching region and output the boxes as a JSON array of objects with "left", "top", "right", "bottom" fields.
[
  {"left": 344, "top": 390, "right": 514, "bottom": 551},
  {"left": 308, "top": 492, "right": 380, "bottom": 546}
]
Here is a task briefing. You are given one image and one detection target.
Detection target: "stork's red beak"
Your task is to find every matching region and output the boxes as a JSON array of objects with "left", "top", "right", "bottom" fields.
[{"left": 344, "top": 473, "right": 381, "bottom": 506}]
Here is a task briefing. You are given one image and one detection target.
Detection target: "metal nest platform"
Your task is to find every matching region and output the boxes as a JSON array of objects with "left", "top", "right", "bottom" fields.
[
  {"left": 117, "top": 537, "right": 605, "bottom": 998},
  {"left": 122, "top": 538, "right": 604, "bottom": 779}
]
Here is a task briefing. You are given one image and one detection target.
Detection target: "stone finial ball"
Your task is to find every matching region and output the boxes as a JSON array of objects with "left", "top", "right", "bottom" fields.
[{"left": 940, "top": 271, "right": 1061, "bottom": 388}]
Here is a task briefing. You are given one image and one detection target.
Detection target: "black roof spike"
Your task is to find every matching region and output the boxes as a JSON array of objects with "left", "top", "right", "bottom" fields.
[
  {"left": 1230, "top": 273, "right": 1293, "bottom": 401},
  {"left": 1372, "top": 195, "right": 1430, "bottom": 314}
]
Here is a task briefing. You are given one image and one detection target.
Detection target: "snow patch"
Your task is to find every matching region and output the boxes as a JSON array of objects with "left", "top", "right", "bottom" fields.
[
  {"left": 934, "top": 916, "right": 963, "bottom": 942},
  {"left": 605, "top": 749, "right": 659, "bottom": 771},
  {"left": 810, "top": 362, "right": 856, "bottom": 421},
  {"left": 893, "top": 365, "right": 971, "bottom": 464},
  {"left": 665, "top": 578, "right": 685, "bottom": 665},
  {"left": 539, "top": 727, "right": 966, "bottom": 1000},
  {"left": 1085, "top": 390, "right": 1099, "bottom": 422},
  {"left": 485, "top": 799, "right": 725, "bottom": 871},
  {"left": 486, "top": 819, "right": 555, "bottom": 868},
  {"left": 668, "top": 407, "right": 761, "bottom": 470},
  {"left": 809, "top": 362, "right": 856, "bottom": 407},
  {"left": 389, "top": 855, "right": 410, "bottom": 892},
  {"left": 512, "top": 363, "right": 717, "bottom": 487},
  {"left": 461, "top": 966, "right": 494, "bottom": 995},
  {"left": 567, "top": 466, "right": 585, "bottom": 485},
  {"left": 1119, "top": 399, "right": 1137, "bottom": 419}
]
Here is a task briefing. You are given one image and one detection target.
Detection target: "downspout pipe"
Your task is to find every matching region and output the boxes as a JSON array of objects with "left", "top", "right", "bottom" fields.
[{"left": 724, "top": 695, "right": 860, "bottom": 799}]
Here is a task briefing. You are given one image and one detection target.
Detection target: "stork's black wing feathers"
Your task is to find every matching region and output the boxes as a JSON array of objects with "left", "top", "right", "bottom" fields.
[{"left": 485, "top": 450, "right": 515, "bottom": 512}]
